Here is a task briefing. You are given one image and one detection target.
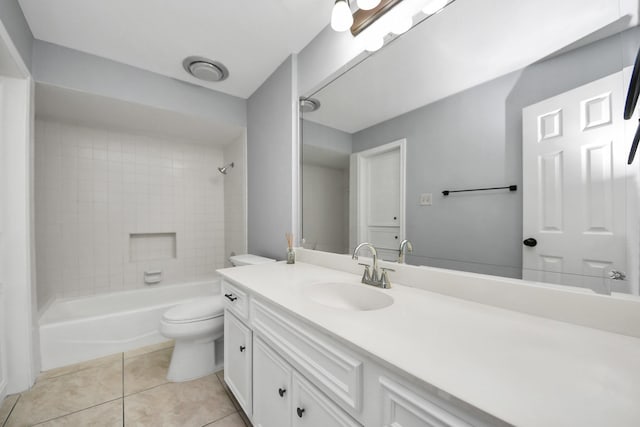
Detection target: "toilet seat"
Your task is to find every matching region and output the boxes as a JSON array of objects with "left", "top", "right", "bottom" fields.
[{"left": 162, "top": 296, "right": 224, "bottom": 324}]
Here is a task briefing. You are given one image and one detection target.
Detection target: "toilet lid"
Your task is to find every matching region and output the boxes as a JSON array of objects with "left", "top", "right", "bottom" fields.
[{"left": 162, "top": 296, "right": 224, "bottom": 323}]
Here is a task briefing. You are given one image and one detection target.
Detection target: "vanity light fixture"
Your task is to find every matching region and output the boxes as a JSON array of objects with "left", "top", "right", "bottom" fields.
[
  {"left": 331, "top": 0, "right": 353, "bottom": 32},
  {"left": 357, "top": 0, "right": 382, "bottom": 10},
  {"left": 331, "top": 0, "right": 456, "bottom": 52}
]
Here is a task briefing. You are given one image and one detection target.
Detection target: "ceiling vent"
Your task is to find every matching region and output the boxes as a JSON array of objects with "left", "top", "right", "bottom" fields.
[
  {"left": 182, "top": 56, "right": 229, "bottom": 82},
  {"left": 300, "top": 98, "right": 321, "bottom": 113}
]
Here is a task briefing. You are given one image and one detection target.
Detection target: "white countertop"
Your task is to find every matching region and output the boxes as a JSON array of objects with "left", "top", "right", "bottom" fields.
[{"left": 218, "top": 261, "right": 640, "bottom": 427}]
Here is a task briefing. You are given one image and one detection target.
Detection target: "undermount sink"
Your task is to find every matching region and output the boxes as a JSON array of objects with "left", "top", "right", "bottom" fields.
[{"left": 303, "top": 282, "right": 394, "bottom": 311}]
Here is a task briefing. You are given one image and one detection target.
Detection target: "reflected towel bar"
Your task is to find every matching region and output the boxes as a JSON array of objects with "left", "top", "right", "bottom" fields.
[{"left": 442, "top": 185, "right": 517, "bottom": 196}]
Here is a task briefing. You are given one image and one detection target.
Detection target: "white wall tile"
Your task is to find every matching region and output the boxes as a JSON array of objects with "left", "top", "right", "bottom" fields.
[{"left": 34, "top": 120, "right": 238, "bottom": 306}]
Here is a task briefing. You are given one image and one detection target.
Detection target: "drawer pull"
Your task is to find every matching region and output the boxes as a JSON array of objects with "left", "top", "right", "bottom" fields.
[
  {"left": 239, "top": 345, "right": 246, "bottom": 352},
  {"left": 278, "top": 388, "right": 286, "bottom": 397},
  {"left": 296, "top": 407, "right": 305, "bottom": 418},
  {"left": 224, "top": 293, "right": 237, "bottom": 302}
]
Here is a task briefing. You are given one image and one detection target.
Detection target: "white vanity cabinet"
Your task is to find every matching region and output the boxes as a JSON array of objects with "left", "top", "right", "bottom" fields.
[{"left": 221, "top": 279, "right": 505, "bottom": 427}]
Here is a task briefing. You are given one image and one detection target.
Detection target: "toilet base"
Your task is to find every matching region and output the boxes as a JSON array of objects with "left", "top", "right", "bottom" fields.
[{"left": 167, "top": 335, "right": 222, "bottom": 382}]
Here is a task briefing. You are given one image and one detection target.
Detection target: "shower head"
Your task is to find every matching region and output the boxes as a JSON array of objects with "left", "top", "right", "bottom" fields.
[{"left": 218, "top": 162, "right": 234, "bottom": 174}]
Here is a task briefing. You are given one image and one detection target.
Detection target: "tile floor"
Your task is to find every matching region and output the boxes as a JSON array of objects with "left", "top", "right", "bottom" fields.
[{"left": 0, "top": 342, "right": 251, "bottom": 427}]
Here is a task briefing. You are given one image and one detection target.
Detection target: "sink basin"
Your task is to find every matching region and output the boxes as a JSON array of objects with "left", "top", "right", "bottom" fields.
[{"left": 303, "top": 282, "right": 393, "bottom": 311}]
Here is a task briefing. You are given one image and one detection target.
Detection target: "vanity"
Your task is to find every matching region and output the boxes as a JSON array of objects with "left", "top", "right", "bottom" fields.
[{"left": 218, "top": 251, "right": 640, "bottom": 427}]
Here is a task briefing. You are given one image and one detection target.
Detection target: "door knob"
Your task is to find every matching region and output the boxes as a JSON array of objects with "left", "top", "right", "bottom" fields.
[{"left": 523, "top": 238, "right": 537, "bottom": 247}]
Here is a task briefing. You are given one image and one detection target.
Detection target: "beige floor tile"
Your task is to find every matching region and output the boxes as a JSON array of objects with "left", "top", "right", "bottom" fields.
[
  {"left": 34, "top": 399, "right": 123, "bottom": 427},
  {"left": 204, "top": 412, "right": 247, "bottom": 427},
  {"left": 124, "top": 373, "right": 236, "bottom": 427},
  {"left": 0, "top": 394, "right": 19, "bottom": 425},
  {"left": 6, "top": 360, "right": 123, "bottom": 427},
  {"left": 216, "top": 374, "right": 241, "bottom": 411},
  {"left": 37, "top": 353, "right": 122, "bottom": 382},
  {"left": 124, "top": 340, "right": 174, "bottom": 359},
  {"left": 124, "top": 347, "right": 172, "bottom": 395}
]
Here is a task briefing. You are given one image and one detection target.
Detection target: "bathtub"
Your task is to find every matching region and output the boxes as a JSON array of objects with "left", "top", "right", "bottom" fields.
[{"left": 39, "top": 279, "right": 220, "bottom": 370}]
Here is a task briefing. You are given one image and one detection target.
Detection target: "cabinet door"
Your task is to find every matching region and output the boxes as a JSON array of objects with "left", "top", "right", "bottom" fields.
[
  {"left": 292, "top": 372, "right": 360, "bottom": 427},
  {"left": 224, "top": 310, "right": 252, "bottom": 416},
  {"left": 253, "top": 336, "right": 292, "bottom": 427}
]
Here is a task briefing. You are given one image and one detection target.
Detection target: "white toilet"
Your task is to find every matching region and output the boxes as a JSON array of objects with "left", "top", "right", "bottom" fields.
[{"left": 160, "top": 253, "right": 275, "bottom": 382}]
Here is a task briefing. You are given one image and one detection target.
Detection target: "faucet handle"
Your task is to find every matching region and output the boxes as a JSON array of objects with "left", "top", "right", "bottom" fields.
[
  {"left": 380, "top": 267, "right": 394, "bottom": 289},
  {"left": 358, "top": 263, "right": 371, "bottom": 283}
]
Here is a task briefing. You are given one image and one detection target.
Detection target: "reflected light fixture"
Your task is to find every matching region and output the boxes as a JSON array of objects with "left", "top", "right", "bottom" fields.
[
  {"left": 422, "top": 0, "right": 449, "bottom": 15},
  {"left": 331, "top": 0, "right": 353, "bottom": 32},
  {"left": 330, "top": 0, "right": 456, "bottom": 53},
  {"left": 357, "top": 0, "right": 381, "bottom": 10}
]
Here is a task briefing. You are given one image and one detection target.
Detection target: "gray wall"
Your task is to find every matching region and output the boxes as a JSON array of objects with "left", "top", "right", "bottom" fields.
[
  {"left": 302, "top": 119, "right": 352, "bottom": 154},
  {"left": 352, "top": 28, "right": 638, "bottom": 278},
  {"left": 32, "top": 40, "right": 246, "bottom": 128},
  {"left": 0, "top": 0, "right": 33, "bottom": 71},
  {"left": 248, "top": 56, "right": 298, "bottom": 260}
]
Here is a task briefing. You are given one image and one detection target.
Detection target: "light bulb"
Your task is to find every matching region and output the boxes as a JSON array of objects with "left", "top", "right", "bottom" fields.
[
  {"left": 390, "top": 17, "right": 412, "bottom": 35},
  {"left": 357, "top": 0, "right": 381, "bottom": 10},
  {"left": 364, "top": 37, "right": 384, "bottom": 52},
  {"left": 422, "top": 0, "right": 448, "bottom": 15},
  {"left": 331, "top": 0, "right": 354, "bottom": 32}
]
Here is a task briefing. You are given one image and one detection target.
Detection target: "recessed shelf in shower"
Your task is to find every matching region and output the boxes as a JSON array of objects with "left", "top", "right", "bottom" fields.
[{"left": 129, "top": 232, "right": 177, "bottom": 262}]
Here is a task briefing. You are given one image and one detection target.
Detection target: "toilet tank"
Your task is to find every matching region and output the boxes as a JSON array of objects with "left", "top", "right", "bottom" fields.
[{"left": 229, "top": 254, "right": 276, "bottom": 266}]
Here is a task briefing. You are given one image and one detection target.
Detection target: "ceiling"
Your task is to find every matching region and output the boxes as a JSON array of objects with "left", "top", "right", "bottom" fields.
[
  {"left": 304, "top": 0, "right": 639, "bottom": 133},
  {"left": 18, "top": 0, "right": 332, "bottom": 99},
  {"left": 36, "top": 83, "right": 245, "bottom": 145}
]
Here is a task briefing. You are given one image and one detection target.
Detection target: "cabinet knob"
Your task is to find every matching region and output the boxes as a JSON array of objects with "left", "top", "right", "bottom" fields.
[
  {"left": 224, "top": 293, "right": 237, "bottom": 302},
  {"left": 393, "top": 216, "right": 397, "bottom": 220},
  {"left": 296, "top": 407, "right": 305, "bottom": 418},
  {"left": 278, "top": 388, "right": 286, "bottom": 397},
  {"left": 523, "top": 238, "right": 537, "bottom": 247},
  {"left": 239, "top": 345, "right": 246, "bottom": 352}
]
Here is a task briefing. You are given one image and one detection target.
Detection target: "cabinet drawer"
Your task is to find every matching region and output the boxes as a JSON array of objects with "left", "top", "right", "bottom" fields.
[
  {"left": 222, "top": 280, "right": 249, "bottom": 321},
  {"left": 251, "top": 298, "right": 363, "bottom": 413},
  {"left": 253, "top": 336, "right": 293, "bottom": 427},
  {"left": 368, "top": 227, "right": 400, "bottom": 250},
  {"left": 292, "top": 372, "right": 361, "bottom": 427},
  {"left": 224, "top": 310, "right": 252, "bottom": 416}
]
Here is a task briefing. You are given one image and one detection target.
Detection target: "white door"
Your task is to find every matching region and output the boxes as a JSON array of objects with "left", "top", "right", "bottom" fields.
[
  {"left": 253, "top": 336, "right": 292, "bottom": 427},
  {"left": 352, "top": 140, "right": 406, "bottom": 261},
  {"left": 522, "top": 71, "right": 629, "bottom": 293}
]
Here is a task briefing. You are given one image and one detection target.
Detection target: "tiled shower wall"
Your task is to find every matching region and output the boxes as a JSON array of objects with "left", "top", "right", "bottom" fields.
[
  {"left": 35, "top": 119, "right": 229, "bottom": 308},
  {"left": 223, "top": 135, "right": 247, "bottom": 266}
]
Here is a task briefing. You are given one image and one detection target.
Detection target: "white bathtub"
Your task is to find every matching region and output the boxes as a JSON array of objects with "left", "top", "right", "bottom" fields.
[{"left": 39, "top": 279, "right": 220, "bottom": 370}]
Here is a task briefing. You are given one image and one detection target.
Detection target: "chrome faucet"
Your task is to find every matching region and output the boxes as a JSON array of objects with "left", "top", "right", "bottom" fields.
[
  {"left": 398, "top": 239, "right": 413, "bottom": 264},
  {"left": 352, "top": 242, "right": 392, "bottom": 288}
]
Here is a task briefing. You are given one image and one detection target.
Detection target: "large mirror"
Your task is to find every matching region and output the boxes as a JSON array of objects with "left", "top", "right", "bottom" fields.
[{"left": 301, "top": 0, "right": 640, "bottom": 296}]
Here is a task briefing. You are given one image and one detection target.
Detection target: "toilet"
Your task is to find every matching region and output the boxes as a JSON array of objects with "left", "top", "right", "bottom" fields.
[{"left": 159, "top": 253, "right": 275, "bottom": 382}]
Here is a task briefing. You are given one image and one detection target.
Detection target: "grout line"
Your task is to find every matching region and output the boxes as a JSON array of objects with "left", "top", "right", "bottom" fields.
[
  {"left": 30, "top": 397, "right": 122, "bottom": 426},
  {"left": 199, "top": 411, "right": 240, "bottom": 427},
  {"left": 2, "top": 394, "right": 20, "bottom": 427},
  {"left": 123, "top": 344, "right": 174, "bottom": 362}
]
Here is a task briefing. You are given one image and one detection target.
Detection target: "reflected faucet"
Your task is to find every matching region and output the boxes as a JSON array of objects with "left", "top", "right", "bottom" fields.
[
  {"left": 352, "top": 242, "right": 392, "bottom": 288},
  {"left": 398, "top": 239, "right": 413, "bottom": 264}
]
